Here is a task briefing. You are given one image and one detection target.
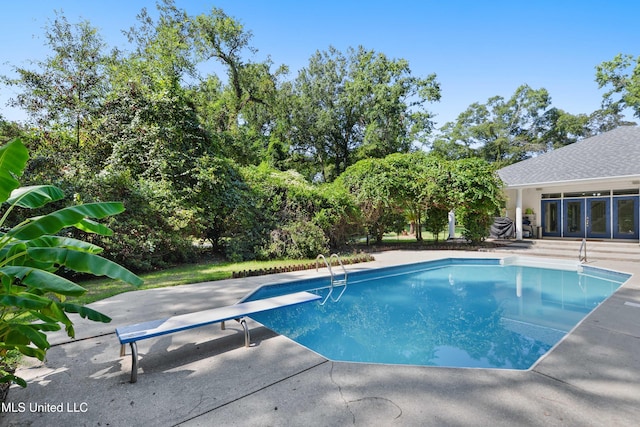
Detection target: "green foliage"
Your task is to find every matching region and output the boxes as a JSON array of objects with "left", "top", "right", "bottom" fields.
[
  {"left": 311, "top": 183, "right": 360, "bottom": 248},
  {"left": 236, "top": 165, "right": 356, "bottom": 260},
  {"left": 0, "top": 138, "right": 141, "bottom": 388},
  {"left": 3, "top": 12, "right": 109, "bottom": 146},
  {"left": 74, "top": 171, "right": 197, "bottom": 272},
  {"left": 338, "top": 154, "right": 503, "bottom": 244},
  {"left": 187, "top": 155, "right": 247, "bottom": 251},
  {"left": 431, "top": 85, "right": 552, "bottom": 166},
  {"left": 337, "top": 152, "right": 450, "bottom": 242},
  {"left": 0, "top": 118, "right": 27, "bottom": 145},
  {"left": 382, "top": 152, "right": 448, "bottom": 241},
  {"left": 458, "top": 211, "right": 489, "bottom": 244},
  {"left": 424, "top": 207, "right": 450, "bottom": 242},
  {"left": 267, "top": 221, "right": 328, "bottom": 259},
  {"left": 336, "top": 158, "right": 396, "bottom": 242},
  {"left": 191, "top": 6, "right": 285, "bottom": 165},
  {"left": 596, "top": 53, "right": 640, "bottom": 119},
  {"left": 448, "top": 158, "right": 504, "bottom": 243},
  {"left": 120, "top": 0, "right": 195, "bottom": 95},
  {"left": 95, "top": 82, "right": 211, "bottom": 182},
  {"left": 287, "top": 45, "right": 440, "bottom": 181},
  {"left": 431, "top": 82, "right": 634, "bottom": 165},
  {"left": 0, "top": 140, "right": 29, "bottom": 200}
]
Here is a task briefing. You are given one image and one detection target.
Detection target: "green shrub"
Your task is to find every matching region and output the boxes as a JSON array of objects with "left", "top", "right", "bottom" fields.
[
  {"left": 461, "top": 211, "right": 492, "bottom": 244},
  {"left": 266, "top": 221, "right": 329, "bottom": 259},
  {"left": 424, "top": 207, "right": 450, "bottom": 242},
  {"left": 238, "top": 165, "right": 355, "bottom": 260},
  {"left": 73, "top": 171, "right": 197, "bottom": 272}
]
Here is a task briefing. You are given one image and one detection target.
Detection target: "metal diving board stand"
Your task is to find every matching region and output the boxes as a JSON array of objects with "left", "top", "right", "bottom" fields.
[{"left": 116, "top": 291, "right": 321, "bottom": 383}]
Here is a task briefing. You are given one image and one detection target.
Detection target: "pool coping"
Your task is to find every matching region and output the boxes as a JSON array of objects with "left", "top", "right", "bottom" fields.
[{"left": 3, "top": 250, "right": 640, "bottom": 426}]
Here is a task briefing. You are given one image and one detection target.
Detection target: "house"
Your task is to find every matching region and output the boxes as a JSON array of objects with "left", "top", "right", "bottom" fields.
[{"left": 497, "top": 126, "right": 640, "bottom": 241}]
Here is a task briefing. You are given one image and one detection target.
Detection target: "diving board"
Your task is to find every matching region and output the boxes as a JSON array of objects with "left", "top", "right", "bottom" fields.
[{"left": 116, "top": 291, "right": 321, "bottom": 383}]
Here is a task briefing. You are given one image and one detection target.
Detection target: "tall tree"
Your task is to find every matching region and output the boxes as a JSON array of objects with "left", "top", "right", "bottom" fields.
[
  {"left": 351, "top": 49, "right": 440, "bottom": 159},
  {"left": 288, "top": 46, "right": 350, "bottom": 181},
  {"left": 287, "top": 46, "right": 440, "bottom": 181},
  {"left": 431, "top": 85, "right": 551, "bottom": 166},
  {"left": 192, "top": 7, "right": 257, "bottom": 128},
  {"left": 536, "top": 107, "right": 590, "bottom": 151},
  {"left": 120, "top": 0, "right": 195, "bottom": 94},
  {"left": 191, "top": 7, "right": 285, "bottom": 164},
  {"left": 596, "top": 53, "right": 640, "bottom": 119},
  {"left": 99, "top": 0, "right": 210, "bottom": 183},
  {"left": 4, "top": 12, "right": 109, "bottom": 147}
]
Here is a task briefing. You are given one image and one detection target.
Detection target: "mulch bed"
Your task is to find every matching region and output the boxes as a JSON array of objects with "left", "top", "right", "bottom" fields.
[{"left": 231, "top": 253, "right": 375, "bottom": 278}]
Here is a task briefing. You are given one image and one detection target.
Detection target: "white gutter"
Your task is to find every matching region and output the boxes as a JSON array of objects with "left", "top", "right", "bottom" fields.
[{"left": 501, "top": 174, "right": 640, "bottom": 190}]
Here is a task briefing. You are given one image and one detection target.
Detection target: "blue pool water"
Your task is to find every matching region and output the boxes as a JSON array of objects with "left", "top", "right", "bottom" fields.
[{"left": 245, "top": 258, "right": 630, "bottom": 370}]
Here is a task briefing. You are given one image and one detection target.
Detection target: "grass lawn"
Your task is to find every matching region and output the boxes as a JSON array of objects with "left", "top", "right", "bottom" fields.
[{"left": 366, "top": 226, "right": 464, "bottom": 243}]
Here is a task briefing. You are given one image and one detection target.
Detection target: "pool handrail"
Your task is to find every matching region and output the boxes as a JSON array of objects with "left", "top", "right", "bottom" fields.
[
  {"left": 579, "top": 238, "right": 587, "bottom": 263},
  {"left": 316, "top": 254, "right": 334, "bottom": 305},
  {"left": 316, "top": 254, "right": 348, "bottom": 304},
  {"left": 329, "top": 253, "right": 348, "bottom": 285},
  {"left": 329, "top": 253, "right": 348, "bottom": 302}
]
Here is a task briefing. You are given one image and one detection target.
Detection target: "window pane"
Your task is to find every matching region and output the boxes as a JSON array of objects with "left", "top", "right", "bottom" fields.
[
  {"left": 613, "top": 189, "right": 640, "bottom": 196},
  {"left": 544, "top": 203, "right": 558, "bottom": 233},
  {"left": 617, "top": 199, "right": 636, "bottom": 235},
  {"left": 590, "top": 200, "right": 607, "bottom": 234},
  {"left": 567, "top": 202, "right": 582, "bottom": 233}
]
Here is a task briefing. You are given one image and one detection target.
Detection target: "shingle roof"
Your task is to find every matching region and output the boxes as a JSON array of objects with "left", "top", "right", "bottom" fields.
[{"left": 497, "top": 126, "right": 640, "bottom": 187}]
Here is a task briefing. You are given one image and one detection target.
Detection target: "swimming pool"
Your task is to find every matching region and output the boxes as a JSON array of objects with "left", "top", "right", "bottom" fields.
[{"left": 243, "top": 257, "right": 630, "bottom": 370}]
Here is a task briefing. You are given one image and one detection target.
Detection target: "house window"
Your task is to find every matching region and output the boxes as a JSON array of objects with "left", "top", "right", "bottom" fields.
[
  {"left": 613, "top": 189, "right": 640, "bottom": 196},
  {"left": 564, "top": 190, "right": 610, "bottom": 198},
  {"left": 563, "top": 192, "right": 586, "bottom": 198}
]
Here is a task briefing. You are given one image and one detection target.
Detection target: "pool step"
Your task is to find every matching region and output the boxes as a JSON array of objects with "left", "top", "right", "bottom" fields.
[{"left": 486, "top": 239, "right": 640, "bottom": 263}]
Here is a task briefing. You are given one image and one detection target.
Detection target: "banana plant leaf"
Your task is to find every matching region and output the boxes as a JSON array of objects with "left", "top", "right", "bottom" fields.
[
  {"left": 0, "top": 237, "right": 104, "bottom": 264},
  {"left": 0, "top": 139, "right": 29, "bottom": 202},
  {"left": 75, "top": 218, "right": 114, "bottom": 236},
  {"left": 29, "top": 309, "right": 66, "bottom": 326},
  {"left": 0, "top": 266, "right": 86, "bottom": 296},
  {"left": 7, "top": 185, "right": 65, "bottom": 208},
  {"left": 40, "top": 300, "right": 73, "bottom": 333},
  {"left": 8, "top": 324, "right": 50, "bottom": 350},
  {"left": 5, "top": 344, "right": 46, "bottom": 361},
  {"left": 57, "top": 302, "right": 112, "bottom": 323},
  {"left": 0, "top": 138, "right": 137, "bottom": 388},
  {"left": 0, "top": 293, "right": 52, "bottom": 310},
  {"left": 26, "top": 248, "right": 143, "bottom": 286},
  {"left": 26, "top": 235, "right": 104, "bottom": 254},
  {"left": 2, "top": 241, "right": 28, "bottom": 265},
  {"left": 7, "top": 202, "right": 125, "bottom": 241},
  {"left": 0, "top": 373, "right": 27, "bottom": 388}
]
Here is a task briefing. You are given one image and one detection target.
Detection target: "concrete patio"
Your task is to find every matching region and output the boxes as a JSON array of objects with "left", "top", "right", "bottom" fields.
[{"left": 2, "top": 249, "right": 639, "bottom": 426}]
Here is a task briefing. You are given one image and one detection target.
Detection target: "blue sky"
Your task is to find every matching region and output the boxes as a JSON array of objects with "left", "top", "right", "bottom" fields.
[{"left": 1, "top": 0, "right": 638, "bottom": 127}]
